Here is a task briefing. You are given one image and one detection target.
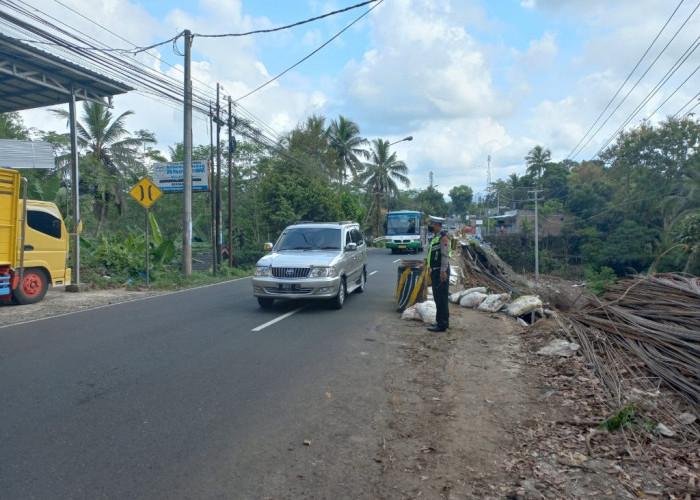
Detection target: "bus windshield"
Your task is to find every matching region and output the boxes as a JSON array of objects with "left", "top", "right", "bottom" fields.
[{"left": 386, "top": 213, "right": 420, "bottom": 235}]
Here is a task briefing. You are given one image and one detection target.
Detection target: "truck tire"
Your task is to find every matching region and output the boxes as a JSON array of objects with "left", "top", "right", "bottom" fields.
[{"left": 12, "top": 268, "right": 49, "bottom": 305}]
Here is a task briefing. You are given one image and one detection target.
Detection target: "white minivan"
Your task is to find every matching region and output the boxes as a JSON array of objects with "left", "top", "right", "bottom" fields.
[{"left": 252, "top": 221, "right": 368, "bottom": 309}]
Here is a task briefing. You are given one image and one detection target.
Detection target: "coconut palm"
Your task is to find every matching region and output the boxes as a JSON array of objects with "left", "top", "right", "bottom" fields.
[
  {"left": 525, "top": 145, "right": 552, "bottom": 179},
  {"left": 359, "top": 138, "right": 411, "bottom": 237},
  {"left": 328, "top": 116, "right": 368, "bottom": 184},
  {"left": 52, "top": 101, "right": 147, "bottom": 235}
]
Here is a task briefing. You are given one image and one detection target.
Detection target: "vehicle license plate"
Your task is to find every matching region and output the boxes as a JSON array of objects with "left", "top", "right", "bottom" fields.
[
  {"left": 398, "top": 245, "right": 406, "bottom": 248},
  {"left": 279, "top": 283, "right": 301, "bottom": 291}
]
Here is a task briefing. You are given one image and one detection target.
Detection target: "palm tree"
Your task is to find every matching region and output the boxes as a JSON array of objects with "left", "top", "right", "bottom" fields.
[
  {"left": 52, "top": 101, "right": 144, "bottom": 235},
  {"left": 525, "top": 145, "right": 552, "bottom": 179},
  {"left": 327, "top": 116, "right": 368, "bottom": 185},
  {"left": 359, "top": 139, "right": 411, "bottom": 237}
]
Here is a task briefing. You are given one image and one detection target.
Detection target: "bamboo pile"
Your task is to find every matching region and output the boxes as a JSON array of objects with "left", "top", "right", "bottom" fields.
[{"left": 558, "top": 273, "right": 700, "bottom": 421}]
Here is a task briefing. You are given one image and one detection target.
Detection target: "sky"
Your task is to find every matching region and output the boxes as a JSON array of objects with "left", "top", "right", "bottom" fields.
[{"left": 5, "top": 0, "right": 700, "bottom": 199}]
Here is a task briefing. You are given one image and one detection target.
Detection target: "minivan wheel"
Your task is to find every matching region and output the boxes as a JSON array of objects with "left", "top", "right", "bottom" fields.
[
  {"left": 257, "top": 297, "right": 274, "bottom": 308},
  {"left": 355, "top": 268, "right": 366, "bottom": 293},
  {"left": 332, "top": 278, "right": 346, "bottom": 309}
]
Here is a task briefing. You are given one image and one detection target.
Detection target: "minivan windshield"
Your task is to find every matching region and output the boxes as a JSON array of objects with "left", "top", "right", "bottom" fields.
[{"left": 276, "top": 227, "right": 341, "bottom": 250}]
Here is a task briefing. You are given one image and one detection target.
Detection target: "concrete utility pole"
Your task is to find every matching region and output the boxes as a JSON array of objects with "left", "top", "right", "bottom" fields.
[
  {"left": 215, "top": 83, "right": 222, "bottom": 268},
  {"left": 529, "top": 189, "right": 543, "bottom": 282},
  {"left": 209, "top": 104, "right": 216, "bottom": 275},
  {"left": 182, "top": 30, "right": 193, "bottom": 276},
  {"left": 227, "top": 96, "right": 235, "bottom": 267},
  {"left": 67, "top": 85, "right": 81, "bottom": 289}
]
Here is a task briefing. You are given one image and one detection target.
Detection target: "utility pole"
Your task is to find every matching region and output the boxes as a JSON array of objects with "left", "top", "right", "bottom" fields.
[
  {"left": 209, "top": 103, "right": 216, "bottom": 274},
  {"left": 182, "top": 29, "right": 193, "bottom": 276},
  {"left": 227, "top": 96, "right": 236, "bottom": 267},
  {"left": 529, "top": 189, "right": 543, "bottom": 282},
  {"left": 215, "top": 83, "right": 222, "bottom": 268}
]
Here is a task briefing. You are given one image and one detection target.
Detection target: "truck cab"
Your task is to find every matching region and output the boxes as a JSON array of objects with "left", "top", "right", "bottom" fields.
[{"left": 0, "top": 168, "right": 71, "bottom": 304}]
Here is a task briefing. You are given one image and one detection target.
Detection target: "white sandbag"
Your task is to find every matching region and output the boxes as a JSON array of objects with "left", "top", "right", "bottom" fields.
[
  {"left": 477, "top": 292, "right": 511, "bottom": 312},
  {"left": 415, "top": 300, "right": 437, "bottom": 324},
  {"left": 537, "top": 339, "right": 579, "bottom": 357},
  {"left": 400, "top": 305, "right": 422, "bottom": 321},
  {"left": 450, "top": 287, "right": 487, "bottom": 303},
  {"left": 459, "top": 291, "right": 487, "bottom": 308},
  {"left": 506, "top": 295, "right": 544, "bottom": 317}
]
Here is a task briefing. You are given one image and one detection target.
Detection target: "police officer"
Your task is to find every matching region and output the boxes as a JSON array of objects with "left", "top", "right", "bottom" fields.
[{"left": 426, "top": 215, "right": 451, "bottom": 332}]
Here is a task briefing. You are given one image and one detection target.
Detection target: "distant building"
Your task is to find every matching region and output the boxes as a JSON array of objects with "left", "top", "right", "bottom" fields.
[{"left": 489, "top": 210, "right": 565, "bottom": 237}]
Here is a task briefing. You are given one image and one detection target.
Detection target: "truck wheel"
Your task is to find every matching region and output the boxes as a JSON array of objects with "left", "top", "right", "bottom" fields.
[
  {"left": 257, "top": 297, "right": 274, "bottom": 308},
  {"left": 332, "top": 278, "right": 346, "bottom": 309},
  {"left": 12, "top": 268, "right": 49, "bottom": 305}
]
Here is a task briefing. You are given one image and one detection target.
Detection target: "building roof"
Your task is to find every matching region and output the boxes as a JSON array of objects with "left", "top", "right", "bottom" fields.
[{"left": 0, "top": 33, "right": 132, "bottom": 113}]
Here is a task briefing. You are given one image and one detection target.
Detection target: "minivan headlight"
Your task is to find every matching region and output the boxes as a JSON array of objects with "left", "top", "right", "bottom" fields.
[
  {"left": 254, "top": 265, "right": 271, "bottom": 276},
  {"left": 309, "top": 266, "right": 335, "bottom": 278}
]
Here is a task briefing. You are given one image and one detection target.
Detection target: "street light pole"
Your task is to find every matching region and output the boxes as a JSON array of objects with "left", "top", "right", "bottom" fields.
[{"left": 375, "top": 136, "right": 413, "bottom": 239}]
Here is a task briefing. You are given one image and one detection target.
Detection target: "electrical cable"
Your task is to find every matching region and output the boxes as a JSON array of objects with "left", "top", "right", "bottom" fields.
[
  {"left": 594, "top": 37, "right": 700, "bottom": 156},
  {"left": 573, "top": 1, "right": 700, "bottom": 160},
  {"left": 234, "top": 0, "right": 384, "bottom": 102},
  {"left": 567, "top": 0, "right": 687, "bottom": 160},
  {"left": 194, "top": 0, "right": 377, "bottom": 38},
  {"left": 673, "top": 91, "right": 700, "bottom": 118},
  {"left": 647, "top": 64, "right": 700, "bottom": 118}
]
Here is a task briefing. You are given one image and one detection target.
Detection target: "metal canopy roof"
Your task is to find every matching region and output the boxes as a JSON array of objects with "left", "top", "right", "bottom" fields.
[{"left": 0, "top": 33, "right": 132, "bottom": 113}]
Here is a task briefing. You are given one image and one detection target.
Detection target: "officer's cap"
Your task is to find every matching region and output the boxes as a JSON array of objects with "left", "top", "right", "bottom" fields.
[{"left": 428, "top": 215, "right": 445, "bottom": 224}]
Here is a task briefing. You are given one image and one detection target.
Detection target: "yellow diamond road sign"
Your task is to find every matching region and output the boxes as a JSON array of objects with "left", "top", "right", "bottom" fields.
[{"left": 129, "top": 177, "right": 162, "bottom": 208}]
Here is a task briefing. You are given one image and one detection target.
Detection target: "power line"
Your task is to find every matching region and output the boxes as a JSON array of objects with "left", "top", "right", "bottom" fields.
[
  {"left": 134, "top": 0, "right": 377, "bottom": 53},
  {"left": 594, "top": 36, "right": 700, "bottom": 156},
  {"left": 194, "top": 1, "right": 377, "bottom": 38},
  {"left": 2, "top": 0, "right": 290, "bottom": 154},
  {"left": 234, "top": 0, "right": 384, "bottom": 103},
  {"left": 567, "top": 0, "right": 688, "bottom": 161}
]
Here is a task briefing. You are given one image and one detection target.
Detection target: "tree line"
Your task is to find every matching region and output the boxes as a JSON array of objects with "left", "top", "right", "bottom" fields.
[{"left": 1, "top": 103, "right": 697, "bottom": 283}]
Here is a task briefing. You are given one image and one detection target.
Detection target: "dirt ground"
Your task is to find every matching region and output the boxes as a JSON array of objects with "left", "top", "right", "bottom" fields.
[
  {"left": 2, "top": 275, "right": 697, "bottom": 499},
  {"left": 372, "top": 299, "right": 659, "bottom": 499}
]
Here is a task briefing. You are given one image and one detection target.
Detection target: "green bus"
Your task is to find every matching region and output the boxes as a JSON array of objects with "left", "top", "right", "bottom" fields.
[{"left": 385, "top": 210, "right": 425, "bottom": 254}]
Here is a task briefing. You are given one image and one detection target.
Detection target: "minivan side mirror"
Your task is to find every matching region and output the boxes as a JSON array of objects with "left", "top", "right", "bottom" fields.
[
  {"left": 345, "top": 242, "right": 357, "bottom": 251},
  {"left": 263, "top": 242, "right": 273, "bottom": 251}
]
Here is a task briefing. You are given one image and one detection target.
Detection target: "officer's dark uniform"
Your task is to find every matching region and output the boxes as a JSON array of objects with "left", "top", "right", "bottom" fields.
[{"left": 427, "top": 216, "right": 451, "bottom": 332}]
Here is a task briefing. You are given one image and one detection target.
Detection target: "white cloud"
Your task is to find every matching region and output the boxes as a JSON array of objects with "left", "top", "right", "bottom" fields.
[{"left": 10, "top": 0, "right": 698, "bottom": 195}]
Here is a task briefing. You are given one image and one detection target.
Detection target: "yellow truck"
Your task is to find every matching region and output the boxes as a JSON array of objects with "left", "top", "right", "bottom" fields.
[{"left": 0, "top": 168, "right": 71, "bottom": 304}]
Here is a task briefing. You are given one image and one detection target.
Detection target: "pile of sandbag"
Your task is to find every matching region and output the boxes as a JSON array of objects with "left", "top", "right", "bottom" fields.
[
  {"left": 449, "top": 287, "right": 512, "bottom": 312},
  {"left": 400, "top": 300, "right": 437, "bottom": 324},
  {"left": 449, "top": 287, "right": 544, "bottom": 321},
  {"left": 449, "top": 287, "right": 487, "bottom": 306}
]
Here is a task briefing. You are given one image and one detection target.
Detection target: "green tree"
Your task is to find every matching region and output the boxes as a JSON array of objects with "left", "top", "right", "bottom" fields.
[
  {"left": 539, "top": 162, "right": 570, "bottom": 205},
  {"left": 51, "top": 101, "right": 145, "bottom": 235},
  {"left": 525, "top": 145, "right": 551, "bottom": 179},
  {"left": 0, "top": 112, "right": 29, "bottom": 139},
  {"left": 417, "top": 186, "right": 448, "bottom": 219},
  {"left": 359, "top": 138, "right": 410, "bottom": 237},
  {"left": 328, "top": 115, "right": 368, "bottom": 184},
  {"left": 448, "top": 185, "right": 473, "bottom": 217}
]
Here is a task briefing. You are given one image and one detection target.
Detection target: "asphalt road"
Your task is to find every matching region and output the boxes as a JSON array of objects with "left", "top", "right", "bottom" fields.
[{"left": 0, "top": 249, "right": 414, "bottom": 499}]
